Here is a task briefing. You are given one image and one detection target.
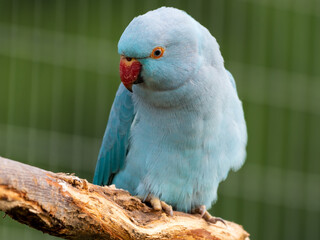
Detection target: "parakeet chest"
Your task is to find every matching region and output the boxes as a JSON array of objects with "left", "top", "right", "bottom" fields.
[
  {"left": 134, "top": 105, "right": 216, "bottom": 151},
  {"left": 128, "top": 101, "right": 221, "bottom": 176}
]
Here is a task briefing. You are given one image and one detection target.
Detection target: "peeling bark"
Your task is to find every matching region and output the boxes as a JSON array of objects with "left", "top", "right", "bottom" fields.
[{"left": 0, "top": 157, "right": 249, "bottom": 240}]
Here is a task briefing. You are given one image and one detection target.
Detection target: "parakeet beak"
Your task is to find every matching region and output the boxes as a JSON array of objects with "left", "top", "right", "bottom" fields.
[{"left": 119, "top": 55, "right": 143, "bottom": 92}]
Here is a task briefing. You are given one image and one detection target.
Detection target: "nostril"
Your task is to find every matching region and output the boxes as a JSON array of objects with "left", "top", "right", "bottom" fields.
[{"left": 126, "top": 57, "right": 132, "bottom": 62}]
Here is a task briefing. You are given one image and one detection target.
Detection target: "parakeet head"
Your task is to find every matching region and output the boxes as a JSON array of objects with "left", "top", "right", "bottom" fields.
[{"left": 118, "top": 7, "right": 224, "bottom": 105}]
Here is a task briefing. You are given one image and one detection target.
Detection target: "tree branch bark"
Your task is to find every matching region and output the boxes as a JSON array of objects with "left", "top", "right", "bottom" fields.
[{"left": 0, "top": 156, "right": 249, "bottom": 240}]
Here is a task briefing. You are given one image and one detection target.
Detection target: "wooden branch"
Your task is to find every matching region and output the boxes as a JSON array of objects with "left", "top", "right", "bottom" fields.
[{"left": 0, "top": 157, "right": 249, "bottom": 240}]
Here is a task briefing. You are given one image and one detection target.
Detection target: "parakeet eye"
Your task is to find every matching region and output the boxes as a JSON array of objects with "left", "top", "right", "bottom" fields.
[{"left": 150, "top": 47, "right": 165, "bottom": 59}]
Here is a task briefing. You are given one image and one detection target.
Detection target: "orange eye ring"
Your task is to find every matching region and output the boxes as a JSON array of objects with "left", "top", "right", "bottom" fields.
[{"left": 150, "top": 46, "right": 165, "bottom": 59}]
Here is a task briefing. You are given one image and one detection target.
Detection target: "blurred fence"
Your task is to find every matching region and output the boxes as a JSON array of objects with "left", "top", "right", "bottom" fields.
[{"left": 0, "top": 0, "right": 319, "bottom": 239}]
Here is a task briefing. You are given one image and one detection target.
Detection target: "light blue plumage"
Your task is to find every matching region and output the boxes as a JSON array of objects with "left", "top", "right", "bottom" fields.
[
  {"left": 93, "top": 83, "right": 134, "bottom": 186},
  {"left": 93, "top": 7, "right": 247, "bottom": 214}
]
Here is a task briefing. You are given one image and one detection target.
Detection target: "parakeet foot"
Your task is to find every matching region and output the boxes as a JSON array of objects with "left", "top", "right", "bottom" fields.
[
  {"left": 136, "top": 194, "right": 173, "bottom": 216},
  {"left": 192, "top": 205, "right": 227, "bottom": 226}
]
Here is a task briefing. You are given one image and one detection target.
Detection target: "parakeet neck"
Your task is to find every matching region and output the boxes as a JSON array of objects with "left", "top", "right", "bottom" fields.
[{"left": 133, "top": 64, "right": 226, "bottom": 111}]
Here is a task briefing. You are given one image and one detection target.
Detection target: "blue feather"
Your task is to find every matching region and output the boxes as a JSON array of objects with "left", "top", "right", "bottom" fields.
[{"left": 93, "top": 83, "right": 134, "bottom": 185}]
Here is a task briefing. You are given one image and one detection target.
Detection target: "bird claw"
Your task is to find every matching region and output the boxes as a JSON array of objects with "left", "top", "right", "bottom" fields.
[
  {"left": 160, "top": 200, "right": 174, "bottom": 217},
  {"left": 136, "top": 194, "right": 173, "bottom": 217},
  {"left": 192, "top": 205, "right": 227, "bottom": 226},
  {"left": 207, "top": 216, "right": 227, "bottom": 226}
]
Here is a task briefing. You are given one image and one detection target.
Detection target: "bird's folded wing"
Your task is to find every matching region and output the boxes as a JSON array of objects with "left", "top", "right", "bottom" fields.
[{"left": 93, "top": 83, "right": 135, "bottom": 186}]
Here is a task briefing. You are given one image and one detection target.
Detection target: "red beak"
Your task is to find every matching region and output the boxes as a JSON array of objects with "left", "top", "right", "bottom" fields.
[{"left": 119, "top": 56, "right": 142, "bottom": 92}]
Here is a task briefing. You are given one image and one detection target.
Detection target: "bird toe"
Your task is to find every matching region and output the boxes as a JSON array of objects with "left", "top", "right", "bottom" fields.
[
  {"left": 140, "top": 194, "right": 174, "bottom": 216},
  {"left": 192, "top": 206, "right": 227, "bottom": 226}
]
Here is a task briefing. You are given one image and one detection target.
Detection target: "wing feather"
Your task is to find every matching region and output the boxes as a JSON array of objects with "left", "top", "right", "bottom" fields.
[{"left": 93, "top": 83, "right": 134, "bottom": 185}]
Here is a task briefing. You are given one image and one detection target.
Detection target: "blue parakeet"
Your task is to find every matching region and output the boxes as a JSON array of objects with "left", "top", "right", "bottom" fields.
[{"left": 93, "top": 7, "right": 247, "bottom": 222}]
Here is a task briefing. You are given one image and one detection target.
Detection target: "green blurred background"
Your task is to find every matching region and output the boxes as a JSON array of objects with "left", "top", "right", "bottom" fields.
[{"left": 0, "top": 0, "right": 319, "bottom": 239}]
